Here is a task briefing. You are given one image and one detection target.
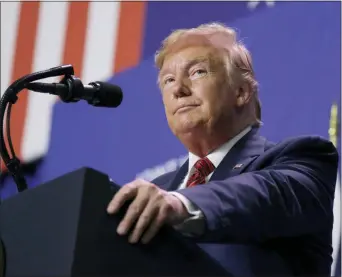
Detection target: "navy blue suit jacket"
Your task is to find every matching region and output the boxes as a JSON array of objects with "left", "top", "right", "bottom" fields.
[{"left": 152, "top": 128, "right": 339, "bottom": 276}]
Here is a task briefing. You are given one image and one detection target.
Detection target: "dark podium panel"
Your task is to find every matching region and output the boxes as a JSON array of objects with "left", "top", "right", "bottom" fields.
[{"left": 0, "top": 167, "right": 229, "bottom": 276}]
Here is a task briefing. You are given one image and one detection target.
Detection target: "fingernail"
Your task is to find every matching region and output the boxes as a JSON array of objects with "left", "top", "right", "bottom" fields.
[
  {"left": 107, "top": 204, "right": 116, "bottom": 214},
  {"left": 117, "top": 224, "right": 125, "bottom": 235},
  {"left": 129, "top": 235, "right": 137, "bottom": 244}
]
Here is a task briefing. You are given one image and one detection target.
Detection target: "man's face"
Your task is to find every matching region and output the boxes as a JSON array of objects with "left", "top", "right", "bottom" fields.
[{"left": 159, "top": 45, "right": 237, "bottom": 137}]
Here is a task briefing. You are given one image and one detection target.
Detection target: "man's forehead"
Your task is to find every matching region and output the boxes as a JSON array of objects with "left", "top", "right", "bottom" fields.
[
  {"left": 159, "top": 46, "right": 221, "bottom": 77},
  {"left": 159, "top": 51, "right": 206, "bottom": 78},
  {"left": 165, "top": 48, "right": 212, "bottom": 64},
  {"left": 159, "top": 33, "right": 231, "bottom": 71},
  {"left": 167, "top": 32, "right": 233, "bottom": 54}
]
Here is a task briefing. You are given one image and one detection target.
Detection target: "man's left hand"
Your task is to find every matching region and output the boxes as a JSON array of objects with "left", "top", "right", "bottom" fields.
[{"left": 107, "top": 179, "right": 190, "bottom": 244}]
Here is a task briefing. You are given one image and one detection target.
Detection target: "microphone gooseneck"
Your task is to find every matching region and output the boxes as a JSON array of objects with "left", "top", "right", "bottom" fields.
[{"left": 0, "top": 64, "right": 123, "bottom": 193}]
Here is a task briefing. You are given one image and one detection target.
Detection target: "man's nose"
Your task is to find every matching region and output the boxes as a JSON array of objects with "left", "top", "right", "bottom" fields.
[{"left": 172, "top": 78, "right": 191, "bottom": 98}]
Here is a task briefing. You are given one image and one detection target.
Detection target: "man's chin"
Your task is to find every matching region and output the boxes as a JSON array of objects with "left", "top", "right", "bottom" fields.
[{"left": 174, "top": 122, "right": 205, "bottom": 136}]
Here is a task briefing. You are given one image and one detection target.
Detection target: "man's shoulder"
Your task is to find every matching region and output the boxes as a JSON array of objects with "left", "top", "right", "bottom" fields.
[
  {"left": 265, "top": 134, "right": 337, "bottom": 154},
  {"left": 259, "top": 134, "right": 338, "bottom": 168},
  {"left": 151, "top": 134, "right": 338, "bottom": 186}
]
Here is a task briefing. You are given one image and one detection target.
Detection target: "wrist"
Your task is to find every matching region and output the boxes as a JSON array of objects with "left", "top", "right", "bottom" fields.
[{"left": 168, "top": 194, "right": 191, "bottom": 223}]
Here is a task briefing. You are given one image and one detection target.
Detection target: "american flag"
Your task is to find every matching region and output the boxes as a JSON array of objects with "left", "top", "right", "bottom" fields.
[{"left": 1, "top": 1, "right": 145, "bottom": 168}]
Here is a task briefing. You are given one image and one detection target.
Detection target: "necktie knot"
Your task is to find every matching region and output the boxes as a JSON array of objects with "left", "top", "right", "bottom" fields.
[
  {"left": 194, "top": 157, "right": 215, "bottom": 176},
  {"left": 186, "top": 157, "right": 215, "bottom": 187}
]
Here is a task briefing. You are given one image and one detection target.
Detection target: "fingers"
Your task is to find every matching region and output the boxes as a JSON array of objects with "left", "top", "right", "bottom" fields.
[
  {"left": 107, "top": 179, "right": 173, "bottom": 244},
  {"left": 140, "top": 204, "right": 170, "bottom": 244},
  {"left": 107, "top": 181, "right": 138, "bottom": 214},
  {"left": 128, "top": 195, "right": 172, "bottom": 244},
  {"left": 117, "top": 194, "right": 149, "bottom": 236},
  {"left": 128, "top": 201, "right": 159, "bottom": 243}
]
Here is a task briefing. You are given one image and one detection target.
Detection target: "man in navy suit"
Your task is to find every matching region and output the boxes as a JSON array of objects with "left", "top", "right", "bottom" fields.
[{"left": 107, "top": 22, "right": 339, "bottom": 276}]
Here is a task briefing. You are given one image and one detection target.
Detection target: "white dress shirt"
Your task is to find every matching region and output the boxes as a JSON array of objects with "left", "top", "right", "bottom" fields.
[{"left": 169, "top": 126, "right": 252, "bottom": 235}]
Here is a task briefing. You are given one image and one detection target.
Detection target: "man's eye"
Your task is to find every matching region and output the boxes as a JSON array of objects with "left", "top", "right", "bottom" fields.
[
  {"left": 164, "top": 77, "right": 175, "bottom": 84},
  {"left": 192, "top": 69, "right": 207, "bottom": 76}
]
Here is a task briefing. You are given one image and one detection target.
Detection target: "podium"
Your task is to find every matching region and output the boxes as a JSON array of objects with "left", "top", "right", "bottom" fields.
[{"left": 0, "top": 167, "right": 229, "bottom": 276}]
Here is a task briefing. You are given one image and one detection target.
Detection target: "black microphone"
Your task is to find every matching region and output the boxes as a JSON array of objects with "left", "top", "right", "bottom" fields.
[{"left": 25, "top": 76, "right": 123, "bottom": 108}]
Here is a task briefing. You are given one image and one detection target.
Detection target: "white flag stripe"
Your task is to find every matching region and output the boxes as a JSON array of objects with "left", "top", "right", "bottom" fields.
[
  {"left": 21, "top": 2, "right": 69, "bottom": 162},
  {"left": 81, "top": 1, "right": 120, "bottom": 83},
  {"left": 0, "top": 2, "right": 20, "bottom": 97}
]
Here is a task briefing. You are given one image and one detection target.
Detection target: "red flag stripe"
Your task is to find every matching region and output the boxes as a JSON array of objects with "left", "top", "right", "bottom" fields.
[
  {"left": 114, "top": 1, "right": 146, "bottom": 73},
  {"left": 1, "top": 2, "right": 40, "bottom": 171}
]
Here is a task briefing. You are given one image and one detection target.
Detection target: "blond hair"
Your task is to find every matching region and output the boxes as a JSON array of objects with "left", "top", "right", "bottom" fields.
[{"left": 154, "top": 22, "right": 262, "bottom": 126}]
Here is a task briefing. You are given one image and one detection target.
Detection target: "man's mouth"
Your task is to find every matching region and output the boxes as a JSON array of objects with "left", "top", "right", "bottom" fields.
[{"left": 175, "top": 104, "right": 199, "bottom": 114}]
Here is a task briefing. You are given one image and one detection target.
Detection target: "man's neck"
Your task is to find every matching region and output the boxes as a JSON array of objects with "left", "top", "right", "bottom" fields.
[{"left": 180, "top": 123, "right": 253, "bottom": 158}]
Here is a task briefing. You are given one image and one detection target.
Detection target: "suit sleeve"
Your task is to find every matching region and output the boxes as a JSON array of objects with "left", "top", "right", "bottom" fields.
[{"left": 176, "top": 137, "right": 339, "bottom": 243}]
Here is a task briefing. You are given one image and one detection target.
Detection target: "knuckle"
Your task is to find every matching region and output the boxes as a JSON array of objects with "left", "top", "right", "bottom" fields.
[
  {"left": 154, "top": 190, "right": 165, "bottom": 201},
  {"left": 120, "top": 184, "right": 133, "bottom": 193},
  {"left": 158, "top": 211, "right": 168, "bottom": 222},
  {"left": 130, "top": 204, "right": 141, "bottom": 215},
  {"left": 133, "top": 179, "right": 155, "bottom": 191},
  {"left": 153, "top": 192, "right": 162, "bottom": 201},
  {"left": 162, "top": 202, "right": 173, "bottom": 213},
  {"left": 141, "top": 214, "right": 150, "bottom": 222},
  {"left": 136, "top": 215, "right": 150, "bottom": 228},
  {"left": 147, "top": 183, "right": 157, "bottom": 192},
  {"left": 121, "top": 190, "right": 130, "bottom": 197},
  {"left": 119, "top": 191, "right": 130, "bottom": 200},
  {"left": 135, "top": 178, "right": 150, "bottom": 187},
  {"left": 125, "top": 182, "right": 136, "bottom": 190}
]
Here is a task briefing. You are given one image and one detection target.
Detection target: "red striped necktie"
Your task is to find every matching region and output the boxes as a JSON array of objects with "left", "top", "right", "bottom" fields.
[{"left": 186, "top": 157, "right": 215, "bottom": 188}]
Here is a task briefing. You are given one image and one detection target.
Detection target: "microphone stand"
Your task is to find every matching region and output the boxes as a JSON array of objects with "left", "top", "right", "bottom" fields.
[{"left": 0, "top": 64, "right": 75, "bottom": 193}]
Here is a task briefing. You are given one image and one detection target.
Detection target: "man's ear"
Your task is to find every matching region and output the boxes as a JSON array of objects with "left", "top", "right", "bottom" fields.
[{"left": 236, "top": 82, "right": 253, "bottom": 108}]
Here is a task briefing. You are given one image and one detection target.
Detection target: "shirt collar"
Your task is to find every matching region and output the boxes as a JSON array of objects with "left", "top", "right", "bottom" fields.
[{"left": 188, "top": 126, "right": 252, "bottom": 173}]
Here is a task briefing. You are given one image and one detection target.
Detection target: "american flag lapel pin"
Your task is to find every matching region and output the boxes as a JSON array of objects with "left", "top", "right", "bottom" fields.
[{"left": 233, "top": 163, "right": 243, "bottom": 170}]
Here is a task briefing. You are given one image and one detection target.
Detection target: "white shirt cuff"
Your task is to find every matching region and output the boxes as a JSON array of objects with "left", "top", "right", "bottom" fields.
[{"left": 168, "top": 191, "right": 205, "bottom": 236}]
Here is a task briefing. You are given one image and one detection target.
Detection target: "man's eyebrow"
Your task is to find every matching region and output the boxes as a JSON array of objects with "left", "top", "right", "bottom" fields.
[
  {"left": 159, "top": 56, "right": 210, "bottom": 78},
  {"left": 185, "top": 57, "right": 210, "bottom": 70}
]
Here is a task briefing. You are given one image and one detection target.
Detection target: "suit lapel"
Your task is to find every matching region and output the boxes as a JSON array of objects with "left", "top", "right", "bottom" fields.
[
  {"left": 209, "top": 127, "right": 266, "bottom": 181},
  {"left": 165, "top": 160, "right": 189, "bottom": 191},
  {"left": 163, "top": 127, "right": 266, "bottom": 190}
]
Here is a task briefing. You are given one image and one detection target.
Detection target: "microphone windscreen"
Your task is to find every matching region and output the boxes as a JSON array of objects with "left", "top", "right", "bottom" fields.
[{"left": 92, "top": 81, "right": 123, "bottom": 108}]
